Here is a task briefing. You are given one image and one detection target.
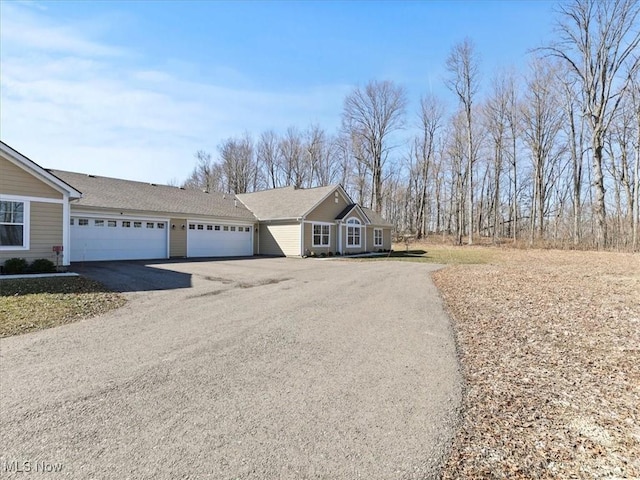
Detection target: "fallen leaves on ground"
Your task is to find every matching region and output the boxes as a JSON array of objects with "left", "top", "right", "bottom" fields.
[
  {"left": 0, "top": 277, "right": 126, "bottom": 337},
  {"left": 433, "top": 249, "right": 640, "bottom": 479}
]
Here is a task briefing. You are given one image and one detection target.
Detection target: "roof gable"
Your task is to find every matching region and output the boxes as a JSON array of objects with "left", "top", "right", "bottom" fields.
[
  {"left": 0, "top": 142, "right": 82, "bottom": 198},
  {"left": 335, "top": 203, "right": 371, "bottom": 224},
  {"left": 237, "top": 184, "right": 344, "bottom": 220}
]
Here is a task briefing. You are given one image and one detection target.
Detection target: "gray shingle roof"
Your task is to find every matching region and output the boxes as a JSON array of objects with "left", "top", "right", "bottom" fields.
[
  {"left": 361, "top": 207, "right": 393, "bottom": 226},
  {"left": 50, "top": 170, "right": 256, "bottom": 220},
  {"left": 236, "top": 185, "right": 337, "bottom": 220}
]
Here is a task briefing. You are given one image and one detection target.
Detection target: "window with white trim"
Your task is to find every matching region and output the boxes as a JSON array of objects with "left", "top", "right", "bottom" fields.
[
  {"left": 157, "top": 222, "right": 165, "bottom": 229},
  {"left": 94, "top": 220, "right": 104, "bottom": 227},
  {"left": 108, "top": 220, "right": 117, "bottom": 227},
  {"left": 207, "top": 225, "right": 213, "bottom": 231},
  {"left": 346, "top": 218, "right": 361, "bottom": 247},
  {"left": 0, "top": 200, "right": 26, "bottom": 247},
  {"left": 215, "top": 225, "right": 220, "bottom": 231},
  {"left": 79, "top": 218, "right": 89, "bottom": 226},
  {"left": 189, "top": 224, "right": 195, "bottom": 230},
  {"left": 374, "top": 228, "right": 383, "bottom": 247},
  {"left": 122, "top": 221, "right": 131, "bottom": 228},
  {"left": 312, "top": 224, "right": 330, "bottom": 247},
  {"left": 134, "top": 222, "right": 142, "bottom": 228},
  {"left": 147, "top": 222, "right": 155, "bottom": 229}
]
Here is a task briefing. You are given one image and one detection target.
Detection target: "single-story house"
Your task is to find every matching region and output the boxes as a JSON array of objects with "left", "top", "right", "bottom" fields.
[
  {"left": 236, "top": 185, "right": 393, "bottom": 256},
  {"left": 0, "top": 141, "right": 393, "bottom": 265}
]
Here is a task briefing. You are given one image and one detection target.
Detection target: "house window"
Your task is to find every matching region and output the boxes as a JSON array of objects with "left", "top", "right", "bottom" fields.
[
  {"left": 108, "top": 220, "right": 117, "bottom": 227},
  {"left": 94, "top": 220, "right": 104, "bottom": 227},
  {"left": 79, "top": 218, "right": 89, "bottom": 226},
  {"left": 0, "top": 200, "right": 26, "bottom": 248},
  {"left": 346, "top": 218, "right": 361, "bottom": 247},
  {"left": 189, "top": 224, "right": 195, "bottom": 230},
  {"left": 215, "top": 225, "right": 220, "bottom": 231},
  {"left": 245, "top": 227, "right": 251, "bottom": 232},
  {"left": 70, "top": 218, "right": 74, "bottom": 225},
  {"left": 313, "top": 224, "right": 330, "bottom": 247},
  {"left": 122, "top": 221, "right": 131, "bottom": 228},
  {"left": 374, "top": 228, "right": 383, "bottom": 247},
  {"left": 197, "top": 224, "right": 204, "bottom": 230},
  {"left": 133, "top": 221, "right": 142, "bottom": 228},
  {"left": 230, "top": 226, "right": 236, "bottom": 232},
  {"left": 157, "top": 223, "right": 165, "bottom": 229},
  {"left": 223, "top": 226, "right": 229, "bottom": 231},
  {"left": 147, "top": 222, "right": 154, "bottom": 229},
  {"left": 207, "top": 225, "right": 213, "bottom": 231}
]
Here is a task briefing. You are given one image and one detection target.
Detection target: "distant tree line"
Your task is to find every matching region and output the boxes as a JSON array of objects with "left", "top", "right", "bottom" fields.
[{"left": 182, "top": 0, "right": 640, "bottom": 250}]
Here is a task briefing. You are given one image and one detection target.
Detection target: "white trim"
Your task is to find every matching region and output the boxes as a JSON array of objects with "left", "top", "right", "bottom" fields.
[
  {"left": 345, "top": 217, "right": 362, "bottom": 248},
  {"left": 72, "top": 212, "right": 170, "bottom": 224},
  {"left": 300, "top": 222, "right": 304, "bottom": 256},
  {"left": 311, "top": 222, "right": 331, "bottom": 247},
  {"left": 0, "top": 193, "right": 63, "bottom": 204},
  {"left": 166, "top": 222, "right": 171, "bottom": 259},
  {"left": 373, "top": 228, "right": 383, "bottom": 247},
  {"left": 0, "top": 142, "right": 82, "bottom": 198},
  {"left": 337, "top": 222, "right": 342, "bottom": 254},
  {"left": 62, "top": 194, "right": 71, "bottom": 265},
  {"left": 0, "top": 198, "right": 30, "bottom": 251},
  {"left": 302, "top": 220, "right": 334, "bottom": 226}
]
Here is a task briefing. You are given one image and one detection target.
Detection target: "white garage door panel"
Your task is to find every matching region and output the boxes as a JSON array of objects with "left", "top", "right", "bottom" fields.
[
  {"left": 187, "top": 224, "right": 253, "bottom": 257},
  {"left": 71, "top": 219, "right": 167, "bottom": 262}
]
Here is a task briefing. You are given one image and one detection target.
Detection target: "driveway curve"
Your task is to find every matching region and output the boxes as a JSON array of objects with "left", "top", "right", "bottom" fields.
[{"left": 0, "top": 258, "right": 461, "bottom": 479}]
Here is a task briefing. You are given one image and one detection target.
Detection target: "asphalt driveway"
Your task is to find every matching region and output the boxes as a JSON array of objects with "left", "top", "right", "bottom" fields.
[{"left": 0, "top": 258, "right": 461, "bottom": 479}]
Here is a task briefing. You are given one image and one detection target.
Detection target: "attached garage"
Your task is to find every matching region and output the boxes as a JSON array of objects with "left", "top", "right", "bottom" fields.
[
  {"left": 71, "top": 217, "right": 168, "bottom": 262},
  {"left": 187, "top": 222, "right": 253, "bottom": 257}
]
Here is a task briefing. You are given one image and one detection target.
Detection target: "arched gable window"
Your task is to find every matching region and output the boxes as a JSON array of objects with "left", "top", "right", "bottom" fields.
[{"left": 346, "top": 217, "right": 361, "bottom": 247}]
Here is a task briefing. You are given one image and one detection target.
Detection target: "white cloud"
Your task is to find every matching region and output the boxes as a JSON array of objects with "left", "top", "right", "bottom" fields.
[{"left": 0, "top": 3, "right": 349, "bottom": 184}]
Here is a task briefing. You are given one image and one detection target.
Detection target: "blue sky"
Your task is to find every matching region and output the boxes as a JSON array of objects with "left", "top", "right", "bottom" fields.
[{"left": 1, "top": 0, "right": 556, "bottom": 184}]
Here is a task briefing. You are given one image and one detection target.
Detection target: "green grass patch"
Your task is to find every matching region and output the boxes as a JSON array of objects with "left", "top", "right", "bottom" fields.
[
  {"left": 353, "top": 246, "right": 498, "bottom": 265},
  {"left": 0, "top": 277, "right": 126, "bottom": 337}
]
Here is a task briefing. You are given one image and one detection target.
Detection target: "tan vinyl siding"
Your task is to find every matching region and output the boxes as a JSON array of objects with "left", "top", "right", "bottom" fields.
[
  {"left": 305, "top": 191, "right": 350, "bottom": 221},
  {"left": 0, "top": 157, "right": 62, "bottom": 199},
  {"left": 366, "top": 226, "right": 391, "bottom": 251},
  {"left": 0, "top": 201, "right": 63, "bottom": 265},
  {"left": 259, "top": 223, "right": 300, "bottom": 256},
  {"left": 304, "top": 223, "right": 336, "bottom": 255},
  {"left": 169, "top": 218, "right": 187, "bottom": 257},
  {"left": 383, "top": 229, "right": 392, "bottom": 250}
]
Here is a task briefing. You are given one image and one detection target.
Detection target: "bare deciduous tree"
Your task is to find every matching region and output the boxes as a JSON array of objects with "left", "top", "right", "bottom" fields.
[
  {"left": 445, "top": 38, "right": 481, "bottom": 244},
  {"left": 342, "top": 80, "right": 407, "bottom": 213},
  {"left": 545, "top": 0, "right": 640, "bottom": 248}
]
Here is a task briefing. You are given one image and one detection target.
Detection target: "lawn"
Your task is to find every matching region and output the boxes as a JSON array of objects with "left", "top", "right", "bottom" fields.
[
  {"left": 0, "top": 277, "right": 125, "bottom": 337},
  {"left": 431, "top": 248, "right": 640, "bottom": 479}
]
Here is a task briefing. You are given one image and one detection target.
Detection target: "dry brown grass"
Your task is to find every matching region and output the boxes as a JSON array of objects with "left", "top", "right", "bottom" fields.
[
  {"left": 0, "top": 277, "right": 125, "bottom": 337},
  {"left": 431, "top": 248, "right": 640, "bottom": 479}
]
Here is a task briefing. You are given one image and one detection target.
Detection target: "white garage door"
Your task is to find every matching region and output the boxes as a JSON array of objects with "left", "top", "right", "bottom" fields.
[
  {"left": 71, "top": 217, "right": 167, "bottom": 262},
  {"left": 187, "top": 222, "right": 253, "bottom": 257}
]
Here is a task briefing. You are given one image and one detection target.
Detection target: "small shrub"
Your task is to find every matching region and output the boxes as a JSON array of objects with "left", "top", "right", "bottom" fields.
[
  {"left": 328, "top": 252, "right": 334, "bottom": 257},
  {"left": 320, "top": 252, "right": 327, "bottom": 258},
  {"left": 30, "top": 258, "right": 56, "bottom": 273},
  {"left": 3, "top": 258, "right": 28, "bottom": 275}
]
